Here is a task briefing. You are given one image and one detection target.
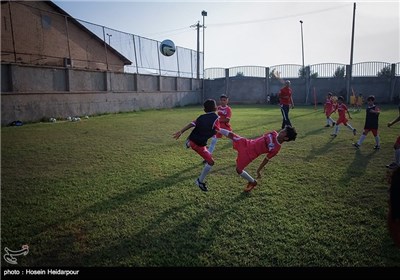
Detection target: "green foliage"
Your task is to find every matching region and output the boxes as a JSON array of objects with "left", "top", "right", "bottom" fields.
[
  {"left": 377, "top": 65, "right": 392, "bottom": 78},
  {"left": 298, "top": 66, "right": 318, "bottom": 78},
  {"left": 333, "top": 66, "right": 346, "bottom": 78},
  {"left": 2, "top": 106, "right": 400, "bottom": 267}
]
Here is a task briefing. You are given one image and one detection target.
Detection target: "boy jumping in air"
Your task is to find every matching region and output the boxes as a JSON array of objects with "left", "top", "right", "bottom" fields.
[
  {"left": 218, "top": 126, "right": 297, "bottom": 192},
  {"left": 173, "top": 99, "right": 220, "bottom": 192}
]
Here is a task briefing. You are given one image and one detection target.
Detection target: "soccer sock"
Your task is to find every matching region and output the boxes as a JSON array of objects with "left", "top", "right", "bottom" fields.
[
  {"left": 346, "top": 124, "right": 355, "bottom": 130},
  {"left": 395, "top": 149, "right": 400, "bottom": 165},
  {"left": 208, "top": 137, "right": 218, "bottom": 154},
  {"left": 219, "top": 128, "right": 230, "bottom": 136},
  {"left": 240, "top": 170, "right": 255, "bottom": 182},
  {"left": 357, "top": 134, "right": 366, "bottom": 145},
  {"left": 329, "top": 117, "right": 335, "bottom": 124},
  {"left": 199, "top": 163, "right": 212, "bottom": 183},
  {"left": 326, "top": 118, "right": 330, "bottom": 125},
  {"left": 374, "top": 136, "right": 380, "bottom": 146},
  {"left": 334, "top": 125, "right": 339, "bottom": 135}
]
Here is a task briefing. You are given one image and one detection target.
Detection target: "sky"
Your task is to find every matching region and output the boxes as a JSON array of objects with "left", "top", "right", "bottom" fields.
[{"left": 53, "top": 0, "right": 400, "bottom": 69}]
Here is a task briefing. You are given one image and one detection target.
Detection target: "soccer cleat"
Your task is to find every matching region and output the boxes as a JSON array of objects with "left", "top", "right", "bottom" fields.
[
  {"left": 195, "top": 178, "right": 208, "bottom": 192},
  {"left": 386, "top": 162, "right": 399, "bottom": 169},
  {"left": 332, "top": 122, "right": 336, "bottom": 127},
  {"left": 353, "top": 143, "right": 360, "bottom": 149},
  {"left": 324, "top": 124, "right": 330, "bottom": 127},
  {"left": 373, "top": 145, "right": 380, "bottom": 150},
  {"left": 330, "top": 134, "right": 337, "bottom": 137},
  {"left": 353, "top": 129, "right": 357, "bottom": 136},
  {"left": 243, "top": 180, "right": 257, "bottom": 192}
]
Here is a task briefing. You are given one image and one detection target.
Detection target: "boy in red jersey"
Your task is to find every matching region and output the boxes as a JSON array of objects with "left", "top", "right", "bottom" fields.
[
  {"left": 278, "top": 80, "right": 294, "bottom": 129},
  {"left": 218, "top": 126, "right": 297, "bottom": 192},
  {"left": 330, "top": 96, "right": 357, "bottom": 137},
  {"left": 208, "top": 94, "right": 232, "bottom": 154},
  {"left": 173, "top": 99, "right": 220, "bottom": 192},
  {"left": 353, "top": 95, "right": 380, "bottom": 150},
  {"left": 323, "top": 92, "right": 336, "bottom": 127}
]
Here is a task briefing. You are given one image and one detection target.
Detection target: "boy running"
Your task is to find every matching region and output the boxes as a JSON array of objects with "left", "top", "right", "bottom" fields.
[
  {"left": 331, "top": 96, "right": 357, "bottom": 138},
  {"left": 353, "top": 95, "right": 380, "bottom": 150},
  {"left": 173, "top": 99, "right": 220, "bottom": 192},
  {"left": 218, "top": 126, "right": 297, "bottom": 192},
  {"left": 323, "top": 92, "right": 336, "bottom": 127}
]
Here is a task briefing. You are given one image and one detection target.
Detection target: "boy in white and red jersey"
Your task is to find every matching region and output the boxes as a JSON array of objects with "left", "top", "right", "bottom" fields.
[
  {"left": 331, "top": 96, "right": 357, "bottom": 137},
  {"left": 323, "top": 92, "right": 336, "bottom": 127},
  {"left": 208, "top": 94, "right": 232, "bottom": 154},
  {"left": 218, "top": 126, "right": 297, "bottom": 192},
  {"left": 173, "top": 99, "right": 220, "bottom": 192}
]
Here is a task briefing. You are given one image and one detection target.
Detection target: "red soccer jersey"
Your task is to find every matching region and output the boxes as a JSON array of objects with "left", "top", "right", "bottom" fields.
[
  {"left": 217, "top": 105, "right": 232, "bottom": 130},
  {"left": 233, "top": 131, "right": 282, "bottom": 172},
  {"left": 336, "top": 103, "right": 348, "bottom": 119},
  {"left": 279, "top": 86, "right": 292, "bottom": 105},
  {"left": 325, "top": 98, "right": 334, "bottom": 112}
]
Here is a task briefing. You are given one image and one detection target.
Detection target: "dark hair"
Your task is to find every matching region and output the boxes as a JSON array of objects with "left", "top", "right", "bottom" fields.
[
  {"left": 203, "top": 99, "right": 217, "bottom": 113},
  {"left": 220, "top": 94, "right": 228, "bottom": 99},
  {"left": 328, "top": 92, "right": 332, "bottom": 96},
  {"left": 367, "top": 95, "right": 375, "bottom": 102},
  {"left": 285, "top": 126, "right": 297, "bottom": 141},
  {"left": 338, "top": 96, "right": 344, "bottom": 101}
]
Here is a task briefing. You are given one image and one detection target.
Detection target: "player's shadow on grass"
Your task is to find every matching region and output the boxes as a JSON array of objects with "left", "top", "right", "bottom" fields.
[
  {"left": 82, "top": 193, "right": 252, "bottom": 266},
  {"left": 338, "top": 149, "right": 376, "bottom": 184},
  {"left": 305, "top": 136, "right": 339, "bottom": 161},
  {"left": 303, "top": 126, "right": 327, "bottom": 137}
]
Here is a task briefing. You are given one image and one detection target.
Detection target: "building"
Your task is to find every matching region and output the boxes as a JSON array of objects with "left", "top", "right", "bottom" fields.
[{"left": 1, "top": 0, "right": 131, "bottom": 72}]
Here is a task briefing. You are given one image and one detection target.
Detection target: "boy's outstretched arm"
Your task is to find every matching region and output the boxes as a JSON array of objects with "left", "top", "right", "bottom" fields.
[
  {"left": 173, "top": 123, "right": 195, "bottom": 139},
  {"left": 256, "top": 157, "right": 269, "bottom": 179}
]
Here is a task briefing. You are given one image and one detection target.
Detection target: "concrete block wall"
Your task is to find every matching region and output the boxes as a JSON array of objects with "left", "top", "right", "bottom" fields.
[{"left": 1, "top": 63, "right": 202, "bottom": 125}]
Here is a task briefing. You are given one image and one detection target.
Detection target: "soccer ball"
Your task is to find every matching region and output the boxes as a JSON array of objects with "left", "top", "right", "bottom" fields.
[{"left": 160, "top": 39, "right": 176, "bottom": 57}]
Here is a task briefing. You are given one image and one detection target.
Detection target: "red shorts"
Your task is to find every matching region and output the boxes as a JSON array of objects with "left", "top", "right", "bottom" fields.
[
  {"left": 396, "top": 136, "right": 400, "bottom": 146},
  {"left": 336, "top": 116, "right": 348, "bottom": 126},
  {"left": 325, "top": 109, "right": 334, "bottom": 118},
  {"left": 189, "top": 140, "right": 213, "bottom": 164},
  {"left": 232, "top": 134, "right": 255, "bottom": 172},
  {"left": 363, "top": 128, "right": 378, "bottom": 136}
]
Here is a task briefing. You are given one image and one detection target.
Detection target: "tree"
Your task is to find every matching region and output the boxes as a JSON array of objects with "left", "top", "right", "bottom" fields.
[
  {"left": 333, "top": 66, "right": 345, "bottom": 78},
  {"left": 298, "top": 66, "right": 318, "bottom": 78},
  {"left": 377, "top": 65, "right": 392, "bottom": 78}
]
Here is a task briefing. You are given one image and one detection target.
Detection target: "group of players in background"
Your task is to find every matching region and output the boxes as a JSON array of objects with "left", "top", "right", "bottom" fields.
[{"left": 323, "top": 91, "right": 400, "bottom": 171}]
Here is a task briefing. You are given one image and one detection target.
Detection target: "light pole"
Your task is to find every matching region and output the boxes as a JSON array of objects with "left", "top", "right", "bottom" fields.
[
  {"left": 299, "top": 20, "right": 305, "bottom": 75},
  {"left": 201, "top": 10, "right": 207, "bottom": 100},
  {"left": 300, "top": 20, "right": 309, "bottom": 104},
  {"left": 106, "top": 33, "right": 112, "bottom": 45}
]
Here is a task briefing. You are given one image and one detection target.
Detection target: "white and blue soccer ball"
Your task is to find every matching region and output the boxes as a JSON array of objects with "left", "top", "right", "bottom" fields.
[{"left": 160, "top": 39, "right": 176, "bottom": 57}]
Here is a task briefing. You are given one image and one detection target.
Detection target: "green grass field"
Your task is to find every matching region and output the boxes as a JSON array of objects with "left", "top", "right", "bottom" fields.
[{"left": 2, "top": 105, "right": 400, "bottom": 267}]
